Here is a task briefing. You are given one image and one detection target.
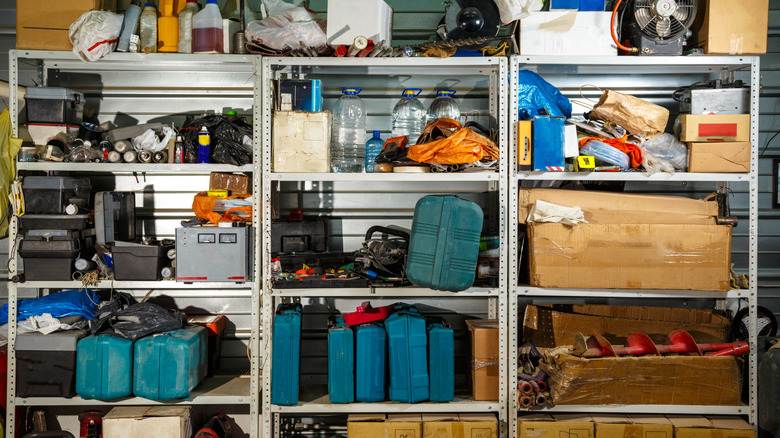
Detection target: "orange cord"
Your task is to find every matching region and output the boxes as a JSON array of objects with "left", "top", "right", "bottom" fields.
[{"left": 611, "top": 0, "right": 639, "bottom": 53}]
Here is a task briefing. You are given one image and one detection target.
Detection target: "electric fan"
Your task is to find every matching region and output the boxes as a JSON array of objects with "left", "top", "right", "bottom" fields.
[{"left": 621, "top": 0, "right": 697, "bottom": 55}]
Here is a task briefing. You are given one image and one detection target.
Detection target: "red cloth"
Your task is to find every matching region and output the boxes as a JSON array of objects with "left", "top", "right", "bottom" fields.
[{"left": 578, "top": 135, "right": 643, "bottom": 168}]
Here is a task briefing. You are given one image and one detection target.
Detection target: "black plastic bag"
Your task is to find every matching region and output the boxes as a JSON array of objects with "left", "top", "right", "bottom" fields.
[
  {"left": 90, "top": 292, "right": 137, "bottom": 335},
  {"left": 181, "top": 114, "right": 253, "bottom": 165},
  {"left": 90, "top": 292, "right": 185, "bottom": 340}
]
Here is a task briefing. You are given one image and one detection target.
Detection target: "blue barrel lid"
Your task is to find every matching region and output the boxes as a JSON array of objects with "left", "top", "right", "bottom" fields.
[
  {"left": 402, "top": 88, "right": 422, "bottom": 97},
  {"left": 144, "top": 2, "right": 155, "bottom": 6},
  {"left": 437, "top": 89, "right": 456, "bottom": 96},
  {"left": 342, "top": 87, "right": 361, "bottom": 95}
]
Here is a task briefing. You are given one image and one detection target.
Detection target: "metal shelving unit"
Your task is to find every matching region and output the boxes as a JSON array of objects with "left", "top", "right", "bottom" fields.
[
  {"left": 6, "top": 50, "right": 262, "bottom": 438},
  {"left": 260, "top": 56, "right": 510, "bottom": 437},
  {"left": 507, "top": 55, "right": 760, "bottom": 435}
]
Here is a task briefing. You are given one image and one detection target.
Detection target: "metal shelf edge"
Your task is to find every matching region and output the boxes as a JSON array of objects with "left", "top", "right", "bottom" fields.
[
  {"left": 269, "top": 172, "right": 498, "bottom": 182},
  {"left": 271, "top": 287, "right": 499, "bottom": 297},
  {"left": 272, "top": 400, "right": 501, "bottom": 414},
  {"left": 16, "top": 162, "right": 254, "bottom": 173},
  {"left": 515, "top": 287, "right": 747, "bottom": 299},
  {"left": 19, "top": 281, "right": 254, "bottom": 290},
  {"left": 516, "top": 172, "right": 749, "bottom": 182},
  {"left": 522, "top": 404, "right": 749, "bottom": 415}
]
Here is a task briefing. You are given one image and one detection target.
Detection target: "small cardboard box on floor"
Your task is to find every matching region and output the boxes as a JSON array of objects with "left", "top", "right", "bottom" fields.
[
  {"left": 668, "top": 416, "right": 755, "bottom": 438},
  {"left": 688, "top": 142, "right": 751, "bottom": 173},
  {"left": 17, "top": 0, "right": 117, "bottom": 50},
  {"left": 523, "top": 304, "right": 731, "bottom": 347},
  {"left": 103, "top": 406, "right": 192, "bottom": 438},
  {"left": 518, "top": 414, "right": 594, "bottom": 438},
  {"left": 593, "top": 415, "right": 673, "bottom": 438},
  {"left": 539, "top": 352, "right": 742, "bottom": 406},
  {"left": 466, "top": 319, "right": 499, "bottom": 401},
  {"left": 519, "top": 188, "right": 732, "bottom": 290}
]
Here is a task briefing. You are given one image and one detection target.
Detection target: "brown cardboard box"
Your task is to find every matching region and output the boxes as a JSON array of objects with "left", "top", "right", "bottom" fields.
[
  {"left": 103, "top": 406, "right": 192, "bottom": 438},
  {"left": 541, "top": 353, "right": 742, "bottom": 405},
  {"left": 518, "top": 188, "right": 718, "bottom": 225},
  {"left": 668, "top": 416, "right": 755, "bottom": 438},
  {"left": 593, "top": 415, "right": 673, "bottom": 438},
  {"left": 16, "top": 0, "right": 117, "bottom": 50},
  {"left": 527, "top": 223, "right": 732, "bottom": 290},
  {"left": 347, "top": 414, "right": 386, "bottom": 437},
  {"left": 679, "top": 114, "right": 751, "bottom": 142},
  {"left": 518, "top": 414, "right": 594, "bottom": 438},
  {"left": 688, "top": 142, "right": 751, "bottom": 173},
  {"left": 693, "top": 0, "right": 768, "bottom": 55},
  {"left": 522, "top": 304, "right": 731, "bottom": 348},
  {"left": 387, "top": 414, "right": 423, "bottom": 438},
  {"left": 272, "top": 111, "right": 331, "bottom": 173},
  {"left": 460, "top": 414, "right": 498, "bottom": 438},
  {"left": 466, "top": 319, "right": 499, "bottom": 401},
  {"left": 422, "top": 414, "right": 460, "bottom": 438},
  {"left": 209, "top": 172, "right": 250, "bottom": 195}
]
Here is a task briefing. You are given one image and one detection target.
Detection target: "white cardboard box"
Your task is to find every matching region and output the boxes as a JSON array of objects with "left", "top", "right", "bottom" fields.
[
  {"left": 520, "top": 11, "right": 616, "bottom": 56},
  {"left": 103, "top": 406, "right": 192, "bottom": 438},
  {"left": 326, "top": 0, "right": 393, "bottom": 46},
  {"left": 272, "top": 111, "right": 332, "bottom": 173}
]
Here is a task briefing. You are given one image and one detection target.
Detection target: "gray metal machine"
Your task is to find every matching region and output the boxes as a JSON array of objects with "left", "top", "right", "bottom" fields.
[{"left": 175, "top": 226, "right": 252, "bottom": 282}]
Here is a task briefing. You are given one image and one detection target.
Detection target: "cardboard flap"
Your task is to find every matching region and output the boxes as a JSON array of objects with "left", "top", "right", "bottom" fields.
[
  {"left": 422, "top": 414, "right": 460, "bottom": 422},
  {"left": 146, "top": 406, "right": 191, "bottom": 417},
  {"left": 707, "top": 417, "right": 753, "bottom": 431},
  {"left": 348, "top": 414, "right": 385, "bottom": 422},
  {"left": 459, "top": 413, "right": 498, "bottom": 422},
  {"left": 388, "top": 414, "right": 422, "bottom": 422},
  {"left": 103, "top": 407, "right": 152, "bottom": 419},
  {"left": 667, "top": 416, "right": 713, "bottom": 429}
]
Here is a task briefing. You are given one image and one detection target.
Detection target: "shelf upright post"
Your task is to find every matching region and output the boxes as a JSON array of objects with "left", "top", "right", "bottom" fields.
[
  {"left": 251, "top": 54, "right": 263, "bottom": 438},
  {"left": 748, "top": 56, "right": 760, "bottom": 426},
  {"left": 507, "top": 55, "right": 521, "bottom": 438}
]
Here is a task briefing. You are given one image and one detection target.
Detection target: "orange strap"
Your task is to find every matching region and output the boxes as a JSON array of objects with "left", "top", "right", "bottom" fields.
[{"left": 578, "top": 135, "right": 643, "bottom": 168}]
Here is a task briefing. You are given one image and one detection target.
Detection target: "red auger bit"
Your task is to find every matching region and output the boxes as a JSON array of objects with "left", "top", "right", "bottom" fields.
[{"left": 572, "top": 330, "right": 749, "bottom": 358}]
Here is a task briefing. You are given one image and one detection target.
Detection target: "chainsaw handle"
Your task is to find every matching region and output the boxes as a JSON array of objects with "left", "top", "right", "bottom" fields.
[{"left": 365, "top": 226, "right": 409, "bottom": 243}]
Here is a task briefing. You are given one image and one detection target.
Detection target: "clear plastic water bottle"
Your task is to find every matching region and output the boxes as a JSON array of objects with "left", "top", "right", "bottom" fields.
[
  {"left": 427, "top": 89, "right": 461, "bottom": 122},
  {"left": 331, "top": 87, "right": 366, "bottom": 173},
  {"left": 364, "top": 131, "right": 383, "bottom": 173},
  {"left": 117, "top": 0, "right": 142, "bottom": 52},
  {"left": 392, "top": 88, "right": 426, "bottom": 145}
]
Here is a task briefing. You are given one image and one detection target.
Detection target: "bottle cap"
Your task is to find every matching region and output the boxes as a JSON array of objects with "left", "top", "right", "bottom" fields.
[
  {"left": 207, "top": 0, "right": 217, "bottom": 4},
  {"left": 144, "top": 2, "right": 155, "bottom": 6},
  {"left": 226, "top": 110, "right": 237, "bottom": 117},
  {"left": 373, "top": 130, "right": 381, "bottom": 137},
  {"left": 342, "top": 87, "right": 361, "bottom": 95},
  {"left": 437, "top": 89, "right": 456, "bottom": 96},
  {"left": 403, "top": 88, "right": 422, "bottom": 97}
]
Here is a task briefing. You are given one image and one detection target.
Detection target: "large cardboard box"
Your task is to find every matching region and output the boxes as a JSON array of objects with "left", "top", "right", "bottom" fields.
[
  {"left": 518, "top": 188, "right": 718, "bottom": 225},
  {"left": 466, "top": 319, "right": 499, "bottom": 401},
  {"left": 692, "top": 0, "right": 768, "bottom": 55},
  {"left": 103, "top": 406, "right": 191, "bottom": 438},
  {"left": 460, "top": 414, "right": 498, "bottom": 438},
  {"left": 527, "top": 223, "right": 732, "bottom": 290},
  {"left": 272, "top": 111, "right": 331, "bottom": 173},
  {"left": 423, "top": 414, "right": 498, "bottom": 438},
  {"left": 594, "top": 415, "right": 673, "bottom": 438},
  {"left": 519, "top": 12, "right": 616, "bottom": 56},
  {"left": 522, "top": 304, "right": 731, "bottom": 348},
  {"left": 669, "top": 416, "right": 755, "bottom": 438},
  {"left": 209, "top": 172, "right": 250, "bottom": 195},
  {"left": 541, "top": 353, "right": 742, "bottom": 405},
  {"left": 518, "top": 414, "right": 594, "bottom": 438},
  {"left": 16, "top": 0, "right": 117, "bottom": 50},
  {"left": 387, "top": 414, "right": 423, "bottom": 438},
  {"left": 423, "top": 414, "right": 460, "bottom": 437},
  {"left": 679, "top": 114, "right": 751, "bottom": 142},
  {"left": 347, "top": 414, "right": 386, "bottom": 437},
  {"left": 688, "top": 142, "right": 751, "bottom": 173},
  {"left": 326, "top": 0, "right": 393, "bottom": 46}
]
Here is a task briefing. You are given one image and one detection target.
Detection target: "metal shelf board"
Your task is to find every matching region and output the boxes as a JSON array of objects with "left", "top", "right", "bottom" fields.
[
  {"left": 16, "top": 376, "right": 251, "bottom": 406},
  {"left": 271, "top": 397, "right": 500, "bottom": 414},
  {"left": 15, "top": 50, "right": 255, "bottom": 72},
  {"left": 515, "top": 287, "right": 750, "bottom": 299},
  {"left": 266, "top": 56, "right": 503, "bottom": 68},
  {"left": 523, "top": 404, "right": 749, "bottom": 416},
  {"left": 514, "top": 55, "right": 754, "bottom": 74},
  {"left": 16, "top": 162, "right": 254, "bottom": 174},
  {"left": 19, "top": 281, "right": 254, "bottom": 290},
  {"left": 268, "top": 172, "right": 498, "bottom": 182},
  {"left": 271, "top": 286, "right": 499, "bottom": 297},
  {"left": 516, "top": 172, "right": 749, "bottom": 182}
]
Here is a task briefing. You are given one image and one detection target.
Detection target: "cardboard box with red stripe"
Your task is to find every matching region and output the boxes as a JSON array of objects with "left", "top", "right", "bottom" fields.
[{"left": 679, "top": 114, "right": 750, "bottom": 142}]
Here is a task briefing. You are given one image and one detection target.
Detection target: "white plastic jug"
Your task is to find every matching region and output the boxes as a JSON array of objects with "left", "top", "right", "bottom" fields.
[{"left": 192, "top": 0, "right": 223, "bottom": 53}]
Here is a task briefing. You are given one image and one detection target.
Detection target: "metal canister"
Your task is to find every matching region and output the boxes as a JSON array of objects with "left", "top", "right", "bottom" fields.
[
  {"left": 123, "top": 150, "right": 138, "bottom": 163},
  {"left": 153, "top": 150, "right": 168, "bottom": 163},
  {"left": 107, "top": 150, "right": 122, "bottom": 163},
  {"left": 138, "top": 150, "right": 153, "bottom": 163},
  {"left": 113, "top": 140, "right": 131, "bottom": 153}
]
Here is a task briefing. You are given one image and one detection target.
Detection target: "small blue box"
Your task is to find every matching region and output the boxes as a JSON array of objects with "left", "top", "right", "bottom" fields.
[
  {"left": 579, "top": 0, "right": 605, "bottom": 11},
  {"left": 532, "top": 116, "right": 565, "bottom": 172},
  {"left": 550, "top": 0, "right": 579, "bottom": 9}
]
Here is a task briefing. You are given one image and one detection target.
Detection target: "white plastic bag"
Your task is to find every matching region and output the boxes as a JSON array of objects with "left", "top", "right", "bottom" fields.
[
  {"left": 69, "top": 11, "right": 124, "bottom": 62},
  {"left": 641, "top": 133, "right": 688, "bottom": 170},
  {"left": 494, "top": 0, "right": 544, "bottom": 24},
  {"left": 132, "top": 126, "right": 175, "bottom": 152},
  {"left": 245, "top": 3, "right": 326, "bottom": 50}
]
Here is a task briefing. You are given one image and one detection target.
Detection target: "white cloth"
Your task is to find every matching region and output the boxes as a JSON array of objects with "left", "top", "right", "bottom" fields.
[{"left": 527, "top": 200, "right": 587, "bottom": 226}]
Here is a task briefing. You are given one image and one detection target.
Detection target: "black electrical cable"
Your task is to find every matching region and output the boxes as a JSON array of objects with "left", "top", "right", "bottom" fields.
[{"left": 760, "top": 130, "right": 780, "bottom": 157}]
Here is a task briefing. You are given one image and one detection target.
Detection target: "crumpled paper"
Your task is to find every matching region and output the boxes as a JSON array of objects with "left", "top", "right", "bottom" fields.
[{"left": 527, "top": 200, "right": 587, "bottom": 226}]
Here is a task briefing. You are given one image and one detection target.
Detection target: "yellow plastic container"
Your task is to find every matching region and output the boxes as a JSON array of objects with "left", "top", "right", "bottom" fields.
[{"left": 158, "top": 0, "right": 179, "bottom": 53}]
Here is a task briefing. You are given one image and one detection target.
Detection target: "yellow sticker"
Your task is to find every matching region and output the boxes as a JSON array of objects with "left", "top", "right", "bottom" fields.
[{"left": 576, "top": 155, "right": 596, "bottom": 170}]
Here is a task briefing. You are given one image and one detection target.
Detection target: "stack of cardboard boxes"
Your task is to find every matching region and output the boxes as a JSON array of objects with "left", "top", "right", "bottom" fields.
[
  {"left": 518, "top": 415, "right": 755, "bottom": 438},
  {"left": 347, "top": 413, "right": 498, "bottom": 437}
]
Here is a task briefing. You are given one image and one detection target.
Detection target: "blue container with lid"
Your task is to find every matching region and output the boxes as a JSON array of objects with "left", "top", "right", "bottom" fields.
[
  {"left": 271, "top": 303, "right": 302, "bottom": 405},
  {"left": 77, "top": 334, "right": 135, "bottom": 400},
  {"left": 328, "top": 316, "right": 354, "bottom": 404},
  {"left": 386, "top": 303, "right": 428, "bottom": 403},
  {"left": 133, "top": 326, "right": 207, "bottom": 401},
  {"left": 427, "top": 318, "right": 455, "bottom": 402},
  {"left": 355, "top": 322, "right": 387, "bottom": 402}
]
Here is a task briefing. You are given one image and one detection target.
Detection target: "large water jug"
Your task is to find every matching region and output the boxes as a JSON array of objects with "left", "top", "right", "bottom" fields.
[
  {"left": 117, "top": 0, "right": 142, "bottom": 52},
  {"left": 427, "top": 89, "right": 461, "bottom": 122},
  {"left": 139, "top": 3, "right": 158, "bottom": 53},
  {"left": 178, "top": 0, "right": 199, "bottom": 53},
  {"left": 192, "top": 0, "right": 224, "bottom": 53},
  {"left": 392, "top": 88, "right": 426, "bottom": 145},
  {"left": 331, "top": 87, "right": 366, "bottom": 173},
  {"left": 364, "top": 130, "right": 383, "bottom": 173},
  {"left": 157, "top": 0, "right": 179, "bottom": 52}
]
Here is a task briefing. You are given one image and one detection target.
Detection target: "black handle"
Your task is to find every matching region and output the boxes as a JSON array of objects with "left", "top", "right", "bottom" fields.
[{"left": 365, "top": 226, "right": 409, "bottom": 243}]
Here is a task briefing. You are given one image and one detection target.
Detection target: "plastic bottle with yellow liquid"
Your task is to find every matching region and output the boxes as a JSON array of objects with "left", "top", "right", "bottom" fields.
[{"left": 157, "top": 0, "right": 179, "bottom": 52}]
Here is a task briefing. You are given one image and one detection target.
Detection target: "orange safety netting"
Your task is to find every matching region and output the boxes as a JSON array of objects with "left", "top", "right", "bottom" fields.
[
  {"left": 578, "top": 135, "right": 643, "bottom": 168},
  {"left": 408, "top": 121, "right": 499, "bottom": 165}
]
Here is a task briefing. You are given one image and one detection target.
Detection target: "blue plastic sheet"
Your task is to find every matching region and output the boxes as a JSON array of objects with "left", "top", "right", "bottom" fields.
[
  {"left": 0, "top": 289, "right": 99, "bottom": 324},
  {"left": 516, "top": 70, "right": 572, "bottom": 120}
]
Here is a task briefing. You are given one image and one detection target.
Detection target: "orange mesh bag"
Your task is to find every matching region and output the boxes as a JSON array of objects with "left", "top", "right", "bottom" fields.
[{"left": 192, "top": 192, "right": 253, "bottom": 224}]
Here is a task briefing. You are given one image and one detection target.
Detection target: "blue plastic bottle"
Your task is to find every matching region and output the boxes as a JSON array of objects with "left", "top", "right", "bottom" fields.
[
  {"left": 117, "top": 0, "right": 143, "bottom": 52},
  {"left": 364, "top": 131, "right": 383, "bottom": 173},
  {"left": 198, "top": 126, "right": 211, "bottom": 163}
]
